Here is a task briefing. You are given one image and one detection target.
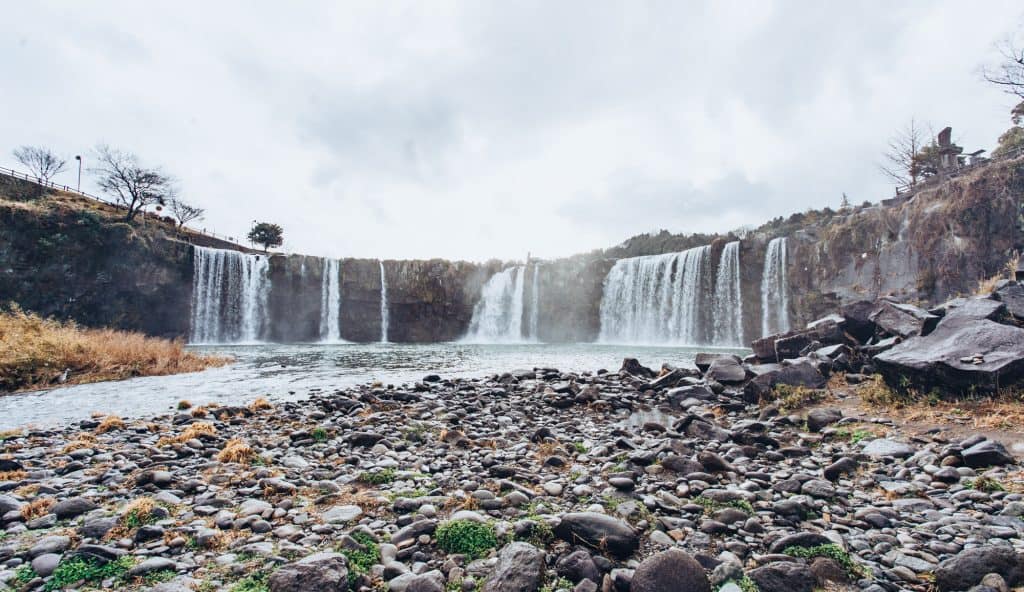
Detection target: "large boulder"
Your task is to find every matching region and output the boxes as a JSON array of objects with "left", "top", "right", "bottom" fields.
[
  {"left": 935, "top": 297, "right": 1008, "bottom": 323},
  {"left": 994, "top": 282, "right": 1024, "bottom": 321},
  {"left": 704, "top": 356, "right": 747, "bottom": 384},
  {"left": 840, "top": 300, "right": 879, "bottom": 343},
  {"left": 752, "top": 322, "right": 846, "bottom": 363},
  {"left": 553, "top": 513, "right": 639, "bottom": 559},
  {"left": 268, "top": 552, "right": 349, "bottom": 592},
  {"left": 621, "top": 358, "right": 656, "bottom": 378},
  {"left": 630, "top": 549, "right": 710, "bottom": 592},
  {"left": 874, "top": 316, "right": 1024, "bottom": 396},
  {"left": 483, "top": 542, "right": 544, "bottom": 592},
  {"left": 869, "top": 301, "right": 940, "bottom": 338},
  {"left": 962, "top": 439, "right": 1015, "bottom": 467},
  {"left": 934, "top": 546, "right": 1024, "bottom": 592},
  {"left": 742, "top": 362, "right": 827, "bottom": 403},
  {"left": 775, "top": 320, "right": 845, "bottom": 360}
]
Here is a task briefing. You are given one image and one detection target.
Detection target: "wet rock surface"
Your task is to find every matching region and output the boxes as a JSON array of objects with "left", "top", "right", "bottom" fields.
[{"left": 0, "top": 344, "right": 1021, "bottom": 592}]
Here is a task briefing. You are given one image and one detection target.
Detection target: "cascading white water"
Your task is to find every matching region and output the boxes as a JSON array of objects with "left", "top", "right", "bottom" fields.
[
  {"left": 319, "top": 258, "right": 342, "bottom": 342},
  {"left": 527, "top": 264, "right": 540, "bottom": 341},
  {"left": 465, "top": 266, "right": 527, "bottom": 342},
  {"left": 599, "top": 246, "right": 712, "bottom": 345},
  {"left": 712, "top": 241, "right": 743, "bottom": 346},
  {"left": 190, "top": 246, "right": 270, "bottom": 343},
  {"left": 761, "top": 237, "right": 791, "bottom": 336},
  {"left": 379, "top": 261, "right": 389, "bottom": 343}
]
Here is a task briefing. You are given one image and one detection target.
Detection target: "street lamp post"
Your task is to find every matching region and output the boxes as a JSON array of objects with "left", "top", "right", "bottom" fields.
[{"left": 74, "top": 155, "right": 82, "bottom": 191}]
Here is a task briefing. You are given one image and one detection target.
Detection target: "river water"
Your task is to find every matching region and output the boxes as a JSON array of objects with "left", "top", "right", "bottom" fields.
[{"left": 0, "top": 343, "right": 746, "bottom": 430}]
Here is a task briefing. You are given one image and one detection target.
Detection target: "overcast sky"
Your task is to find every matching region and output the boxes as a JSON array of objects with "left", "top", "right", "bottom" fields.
[{"left": 3, "top": 2, "right": 1022, "bottom": 261}]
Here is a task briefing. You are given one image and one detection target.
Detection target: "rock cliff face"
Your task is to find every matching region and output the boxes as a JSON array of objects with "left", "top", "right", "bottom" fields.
[
  {"left": 785, "top": 157, "right": 1024, "bottom": 327},
  {"left": 0, "top": 176, "right": 193, "bottom": 338},
  {"left": 3, "top": 156, "right": 1022, "bottom": 344}
]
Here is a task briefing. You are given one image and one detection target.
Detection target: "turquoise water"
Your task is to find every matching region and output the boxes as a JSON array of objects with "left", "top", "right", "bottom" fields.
[{"left": 0, "top": 342, "right": 746, "bottom": 429}]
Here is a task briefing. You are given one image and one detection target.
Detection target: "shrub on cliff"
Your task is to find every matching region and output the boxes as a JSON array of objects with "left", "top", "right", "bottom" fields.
[{"left": 0, "top": 304, "right": 229, "bottom": 393}]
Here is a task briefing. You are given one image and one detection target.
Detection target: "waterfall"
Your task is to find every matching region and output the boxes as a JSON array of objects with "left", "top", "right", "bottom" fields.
[
  {"left": 190, "top": 246, "right": 270, "bottom": 343},
  {"left": 598, "top": 246, "right": 712, "bottom": 345},
  {"left": 465, "top": 266, "right": 527, "bottom": 342},
  {"left": 379, "top": 261, "right": 389, "bottom": 343},
  {"left": 761, "top": 237, "right": 791, "bottom": 336},
  {"left": 527, "top": 264, "right": 540, "bottom": 341},
  {"left": 319, "top": 258, "right": 342, "bottom": 342},
  {"left": 712, "top": 241, "right": 743, "bottom": 346}
]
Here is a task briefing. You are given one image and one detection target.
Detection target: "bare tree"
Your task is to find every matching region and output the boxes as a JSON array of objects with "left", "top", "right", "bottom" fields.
[
  {"left": 92, "top": 145, "right": 175, "bottom": 222},
  {"left": 13, "top": 146, "right": 67, "bottom": 184},
  {"left": 983, "top": 35, "right": 1024, "bottom": 99},
  {"left": 168, "top": 198, "right": 204, "bottom": 229},
  {"left": 880, "top": 119, "right": 929, "bottom": 188}
]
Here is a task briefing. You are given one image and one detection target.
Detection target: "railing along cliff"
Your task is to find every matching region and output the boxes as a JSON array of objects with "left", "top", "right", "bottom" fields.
[{"left": 0, "top": 167, "right": 246, "bottom": 248}]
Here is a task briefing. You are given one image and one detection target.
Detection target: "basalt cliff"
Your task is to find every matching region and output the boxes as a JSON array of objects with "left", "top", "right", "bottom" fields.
[{"left": 1, "top": 155, "right": 1022, "bottom": 344}]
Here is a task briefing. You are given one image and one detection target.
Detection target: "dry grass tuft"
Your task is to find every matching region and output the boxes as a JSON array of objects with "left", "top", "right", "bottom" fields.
[
  {"left": 122, "top": 497, "right": 156, "bottom": 522},
  {"left": 190, "top": 406, "right": 209, "bottom": 418},
  {"left": 216, "top": 438, "right": 254, "bottom": 464},
  {"left": 249, "top": 397, "right": 273, "bottom": 411},
  {"left": 95, "top": 415, "right": 126, "bottom": 434},
  {"left": 856, "top": 375, "right": 910, "bottom": 408},
  {"left": 21, "top": 497, "right": 54, "bottom": 520},
  {"left": 0, "top": 428, "right": 23, "bottom": 440},
  {"left": 62, "top": 433, "right": 98, "bottom": 454},
  {"left": 157, "top": 422, "right": 217, "bottom": 447},
  {"left": 0, "top": 470, "right": 27, "bottom": 481},
  {"left": 177, "top": 400, "right": 192, "bottom": 410},
  {"left": 0, "top": 305, "right": 231, "bottom": 393}
]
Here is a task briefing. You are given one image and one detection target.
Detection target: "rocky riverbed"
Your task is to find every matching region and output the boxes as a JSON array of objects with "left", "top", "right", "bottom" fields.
[{"left": 0, "top": 352, "right": 1022, "bottom": 592}]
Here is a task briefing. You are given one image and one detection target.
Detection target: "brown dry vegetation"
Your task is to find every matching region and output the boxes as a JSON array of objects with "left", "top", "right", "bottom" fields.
[
  {"left": 95, "top": 415, "right": 126, "bottom": 434},
  {"left": 157, "top": 422, "right": 217, "bottom": 447},
  {"left": 0, "top": 306, "right": 231, "bottom": 393},
  {"left": 20, "top": 497, "right": 54, "bottom": 520},
  {"left": 216, "top": 438, "right": 255, "bottom": 464}
]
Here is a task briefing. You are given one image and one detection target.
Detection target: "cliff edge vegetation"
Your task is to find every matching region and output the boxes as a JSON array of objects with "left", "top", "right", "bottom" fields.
[{"left": 0, "top": 305, "right": 230, "bottom": 393}]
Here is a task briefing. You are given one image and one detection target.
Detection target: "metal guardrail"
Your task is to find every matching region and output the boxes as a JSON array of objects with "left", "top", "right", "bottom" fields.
[{"left": 0, "top": 166, "right": 245, "bottom": 246}]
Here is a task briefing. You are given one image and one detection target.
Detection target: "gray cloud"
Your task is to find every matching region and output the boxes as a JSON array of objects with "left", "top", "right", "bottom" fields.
[{"left": 2, "top": 1, "right": 1022, "bottom": 260}]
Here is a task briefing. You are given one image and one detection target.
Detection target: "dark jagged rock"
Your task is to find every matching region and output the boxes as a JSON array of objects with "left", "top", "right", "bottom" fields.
[
  {"left": 933, "top": 297, "right": 1007, "bottom": 323},
  {"left": 869, "top": 301, "right": 940, "bottom": 338},
  {"left": 994, "top": 282, "right": 1024, "bottom": 321},
  {"left": 742, "top": 362, "right": 827, "bottom": 403},
  {"left": 840, "top": 300, "right": 879, "bottom": 342},
  {"left": 874, "top": 316, "right": 1024, "bottom": 395},
  {"left": 620, "top": 358, "right": 656, "bottom": 378},
  {"left": 962, "top": 439, "right": 1014, "bottom": 467},
  {"left": 775, "top": 321, "right": 845, "bottom": 360}
]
